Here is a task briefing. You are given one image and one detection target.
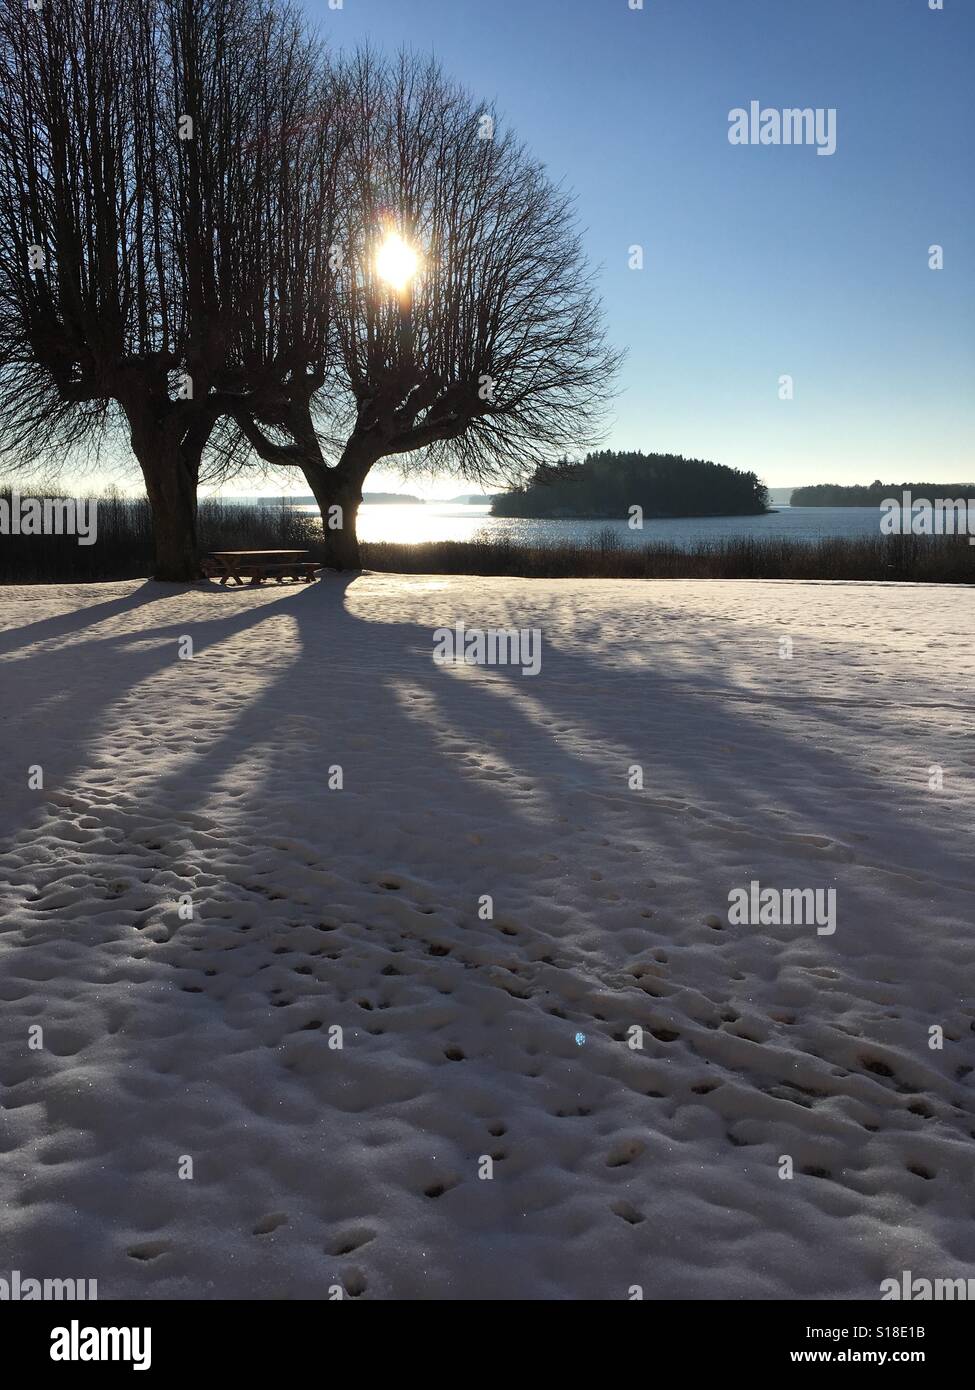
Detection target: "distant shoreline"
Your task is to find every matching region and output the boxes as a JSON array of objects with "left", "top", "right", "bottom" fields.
[{"left": 487, "top": 506, "right": 772, "bottom": 521}]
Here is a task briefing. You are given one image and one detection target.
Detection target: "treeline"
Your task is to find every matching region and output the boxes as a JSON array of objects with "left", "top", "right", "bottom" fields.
[
  {"left": 491, "top": 452, "right": 768, "bottom": 519},
  {"left": 3, "top": 489, "right": 970, "bottom": 585},
  {"left": 791, "top": 481, "right": 975, "bottom": 506}
]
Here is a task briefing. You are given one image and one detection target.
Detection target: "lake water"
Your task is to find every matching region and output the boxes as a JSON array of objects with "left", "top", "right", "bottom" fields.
[{"left": 295, "top": 501, "right": 885, "bottom": 550}]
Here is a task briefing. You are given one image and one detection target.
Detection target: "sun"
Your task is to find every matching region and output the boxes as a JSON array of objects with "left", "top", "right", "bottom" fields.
[{"left": 375, "top": 230, "right": 419, "bottom": 293}]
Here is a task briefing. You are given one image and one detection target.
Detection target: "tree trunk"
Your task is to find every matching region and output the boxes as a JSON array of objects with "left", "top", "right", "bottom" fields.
[
  {"left": 302, "top": 434, "right": 379, "bottom": 570},
  {"left": 144, "top": 459, "right": 200, "bottom": 580},
  {"left": 303, "top": 465, "right": 363, "bottom": 568},
  {"left": 129, "top": 414, "right": 203, "bottom": 581}
]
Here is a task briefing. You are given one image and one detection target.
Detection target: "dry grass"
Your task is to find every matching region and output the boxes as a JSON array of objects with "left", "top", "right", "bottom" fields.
[{"left": 363, "top": 529, "right": 974, "bottom": 584}]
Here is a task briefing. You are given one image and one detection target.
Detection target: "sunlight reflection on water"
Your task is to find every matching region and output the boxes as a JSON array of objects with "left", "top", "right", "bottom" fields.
[{"left": 293, "top": 502, "right": 888, "bottom": 551}]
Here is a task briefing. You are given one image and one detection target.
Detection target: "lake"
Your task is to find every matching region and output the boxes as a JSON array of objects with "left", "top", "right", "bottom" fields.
[{"left": 294, "top": 501, "right": 886, "bottom": 550}]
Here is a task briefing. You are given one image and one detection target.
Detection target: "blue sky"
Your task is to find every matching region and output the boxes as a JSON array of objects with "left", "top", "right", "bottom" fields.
[{"left": 300, "top": 0, "right": 973, "bottom": 495}]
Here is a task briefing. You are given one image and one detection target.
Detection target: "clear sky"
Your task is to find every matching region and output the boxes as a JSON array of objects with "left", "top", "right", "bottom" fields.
[
  {"left": 296, "top": 0, "right": 973, "bottom": 497},
  {"left": 63, "top": 0, "right": 970, "bottom": 498}
]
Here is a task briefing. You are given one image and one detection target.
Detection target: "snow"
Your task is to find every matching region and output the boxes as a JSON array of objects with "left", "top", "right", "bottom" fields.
[{"left": 0, "top": 572, "right": 973, "bottom": 1300}]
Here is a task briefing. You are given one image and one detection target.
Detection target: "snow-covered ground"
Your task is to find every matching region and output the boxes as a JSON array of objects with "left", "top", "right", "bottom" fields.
[{"left": 0, "top": 573, "right": 972, "bottom": 1300}]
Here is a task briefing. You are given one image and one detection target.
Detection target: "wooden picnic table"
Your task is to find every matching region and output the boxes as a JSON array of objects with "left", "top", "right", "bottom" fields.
[{"left": 203, "top": 549, "right": 321, "bottom": 587}]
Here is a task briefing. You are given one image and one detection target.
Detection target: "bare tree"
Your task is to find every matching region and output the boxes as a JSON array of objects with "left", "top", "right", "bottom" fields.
[
  {"left": 208, "top": 37, "right": 348, "bottom": 497},
  {"left": 232, "top": 51, "right": 622, "bottom": 569},
  {"left": 0, "top": 0, "right": 327, "bottom": 578}
]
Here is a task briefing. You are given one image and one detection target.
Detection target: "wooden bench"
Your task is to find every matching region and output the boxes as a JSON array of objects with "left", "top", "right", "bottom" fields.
[{"left": 203, "top": 550, "right": 321, "bottom": 587}]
